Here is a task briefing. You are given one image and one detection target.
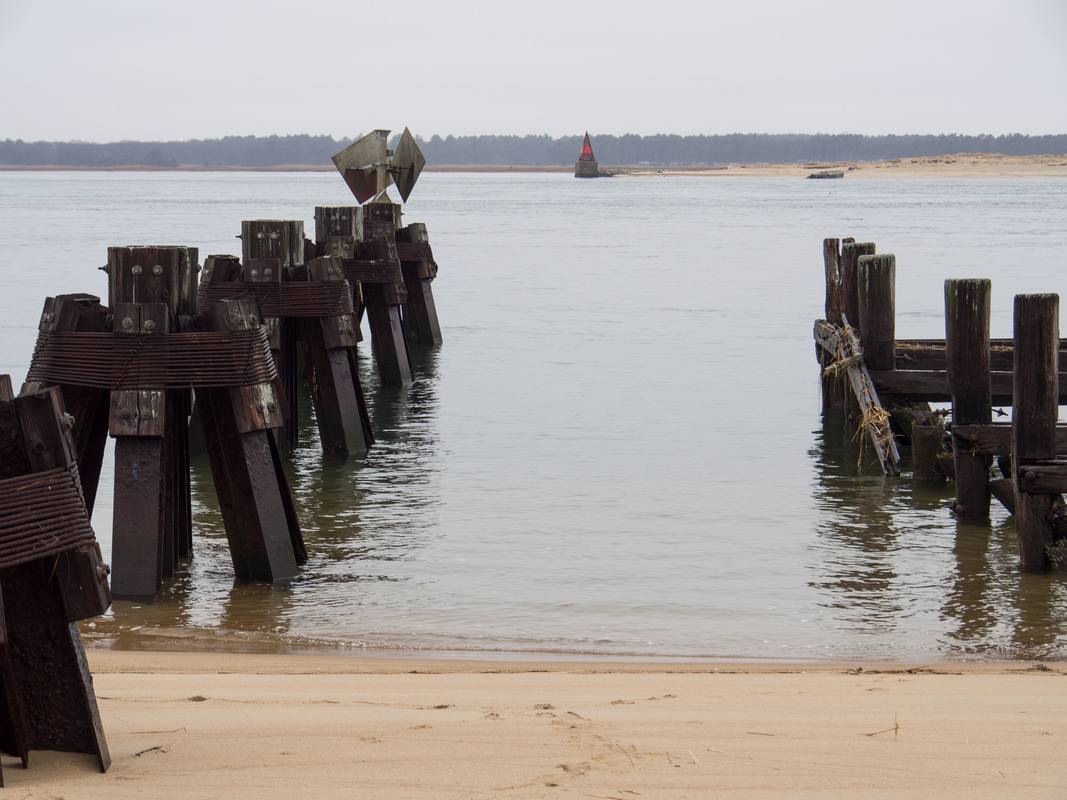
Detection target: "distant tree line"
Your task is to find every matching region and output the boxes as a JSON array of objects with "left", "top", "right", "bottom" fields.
[{"left": 1, "top": 132, "right": 1065, "bottom": 167}]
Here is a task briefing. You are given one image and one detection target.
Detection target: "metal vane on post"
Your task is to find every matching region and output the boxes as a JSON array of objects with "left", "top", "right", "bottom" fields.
[{"left": 331, "top": 128, "right": 425, "bottom": 205}]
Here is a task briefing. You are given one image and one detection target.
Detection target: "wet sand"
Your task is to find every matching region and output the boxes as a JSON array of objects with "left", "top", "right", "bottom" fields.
[{"left": 5, "top": 650, "right": 1066, "bottom": 799}]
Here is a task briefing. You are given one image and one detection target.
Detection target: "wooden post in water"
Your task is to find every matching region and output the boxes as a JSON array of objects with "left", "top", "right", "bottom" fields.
[
  {"left": 108, "top": 301, "right": 169, "bottom": 597},
  {"left": 241, "top": 222, "right": 307, "bottom": 446},
  {"left": 857, "top": 254, "right": 895, "bottom": 371},
  {"left": 945, "top": 279, "right": 992, "bottom": 517},
  {"left": 195, "top": 295, "right": 305, "bottom": 581},
  {"left": 396, "top": 222, "right": 443, "bottom": 346},
  {"left": 911, "top": 420, "right": 947, "bottom": 482},
  {"left": 302, "top": 256, "right": 370, "bottom": 454},
  {"left": 317, "top": 205, "right": 413, "bottom": 386},
  {"left": 105, "top": 245, "right": 197, "bottom": 597},
  {"left": 840, "top": 241, "right": 876, "bottom": 327},
  {"left": 1012, "top": 293, "right": 1059, "bottom": 571}
]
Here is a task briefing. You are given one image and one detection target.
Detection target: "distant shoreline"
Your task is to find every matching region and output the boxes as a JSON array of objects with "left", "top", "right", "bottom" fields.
[{"left": 2, "top": 152, "right": 1066, "bottom": 177}]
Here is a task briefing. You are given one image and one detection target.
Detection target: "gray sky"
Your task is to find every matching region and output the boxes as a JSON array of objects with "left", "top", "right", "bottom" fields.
[{"left": 1, "top": 0, "right": 1065, "bottom": 141}]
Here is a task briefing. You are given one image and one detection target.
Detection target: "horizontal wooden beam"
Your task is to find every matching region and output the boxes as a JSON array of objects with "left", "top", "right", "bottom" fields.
[
  {"left": 952, "top": 423, "right": 1067, "bottom": 456},
  {"left": 896, "top": 344, "right": 1067, "bottom": 372},
  {"left": 870, "top": 369, "right": 1067, "bottom": 404},
  {"left": 1019, "top": 460, "right": 1067, "bottom": 494}
]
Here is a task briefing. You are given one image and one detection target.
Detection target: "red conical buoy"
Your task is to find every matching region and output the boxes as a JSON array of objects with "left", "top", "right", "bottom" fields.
[
  {"left": 578, "top": 131, "right": 596, "bottom": 162},
  {"left": 574, "top": 131, "right": 600, "bottom": 178}
]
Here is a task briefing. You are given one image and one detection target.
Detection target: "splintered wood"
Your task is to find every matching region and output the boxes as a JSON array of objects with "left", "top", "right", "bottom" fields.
[{"left": 814, "top": 318, "right": 901, "bottom": 475}]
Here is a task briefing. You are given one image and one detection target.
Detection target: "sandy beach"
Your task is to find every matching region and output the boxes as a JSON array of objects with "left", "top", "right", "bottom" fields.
[
  {"left": 3, "top": 650, "right": 1064, "bottom": 799},
  {"left": 2, "top": 152, "right": 1066, "bottom": 177}
]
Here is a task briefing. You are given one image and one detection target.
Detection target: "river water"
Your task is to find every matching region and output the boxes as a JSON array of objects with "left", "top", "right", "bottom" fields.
[{"left": 1, "top": 171, "right": 1066, "bottom": 661}]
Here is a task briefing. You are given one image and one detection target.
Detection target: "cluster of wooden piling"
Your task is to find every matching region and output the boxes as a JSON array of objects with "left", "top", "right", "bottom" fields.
[
  {"left": 815, "top": 237, "right": 1066, "bottom": 573},
  {"left": 0, "top": 199, "right": 443, "bottom": 777}
]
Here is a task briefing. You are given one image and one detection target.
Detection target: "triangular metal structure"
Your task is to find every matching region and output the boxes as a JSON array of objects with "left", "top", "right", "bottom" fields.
[
  {"left": 332, "top": 130, "right": 393, "bottom": 204},
  {"left": 392, "top": 128, "right": 426, "bottom": 203},
  {"left": 331, "top": 127, "right": 426, "bottom": 205}
]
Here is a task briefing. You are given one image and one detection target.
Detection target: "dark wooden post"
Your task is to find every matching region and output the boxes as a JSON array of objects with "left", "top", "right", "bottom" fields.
[
  {"left": 196, "top": 295, "right": 304, "bottom": 581},
  {"left": 820, "top": 238, "right": 845, "bottom": 410},
  {"left": 315, "top": 206, "right": 363, "bottom": 248},
  {"left": 945, "top": 279, "right": 992, "bottom": 517},
  {"left": 1013, "top": 293, "right": 1059, "bottom": 571},
  {"left": 911, "top": 419, "right": 947, "bottom": 482},
  {"left": 397, "top": 223, "right": 443, "bottom": 346},
  {"left": 106, "top": 245, "right": 198, "bottom": 595},
  {"left": 823, "top": 238, "right": 842, "bottom": 323},
  {"left": 108, "top": 302, "right": 169, "bottom": 597},
  {"left": 317, "top": 205, "right": 412, "bottom": 386},
  {"left": 21, "top": 294, "right": 111, "bottom": 514},
  {"left": 840, "top": 241, "right": 876, "bottom": 326},
  {"left": 856, "top": 254, "right": 895, "bottom": 371},
  {"left": 302, "top": 257, "right": 369, "bottom": 454},
  {"left": 241, "top": 220, "right": 306, "bottom": 271},
  {"left": 0, "top": 387, "right": 111, "bottom": 774}
]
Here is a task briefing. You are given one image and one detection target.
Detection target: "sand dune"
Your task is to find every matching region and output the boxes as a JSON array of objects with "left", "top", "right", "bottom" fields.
[{"left": 3, "top": 651, "right": 1066, "bottom": 799}]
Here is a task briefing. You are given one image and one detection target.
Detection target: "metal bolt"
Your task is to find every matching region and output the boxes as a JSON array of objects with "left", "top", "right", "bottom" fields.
[
  {"left": 264, "top": 268, "right": 272, "bottom": 278},
  {"left": 269, "top": 232, "right": 279, "bottom": 240},
  {"left": 257, "top": 232, "right": 265, "bottom": 239},
  {"left": 31, "top": 440, "right": 47, "bottom": 455},
  {"left": 131, "top": 265, "right": 143, "bottom": 275},
  {"left": 250, "top": 269, "right": 259, "bottom": 277},
  {"left": 143, "top": 320, "right": 156, "bottom": 331},
  {"left": 152, "top": 264, "right": 164, "bottom": 276},
  {"left": 121, "top": 317, "right": 134, "bottom": 330}
]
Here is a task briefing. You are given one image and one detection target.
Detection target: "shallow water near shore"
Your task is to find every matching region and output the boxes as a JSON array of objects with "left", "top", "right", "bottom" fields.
[{"left": 2, "top": 171, "right": 1067, "bottom": 661}]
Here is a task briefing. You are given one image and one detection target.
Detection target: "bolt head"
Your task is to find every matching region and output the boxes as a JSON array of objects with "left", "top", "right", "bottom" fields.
[
  {"left": 121, "top": 317, "right": 134, "bottom": 329},
  {"left": 152, "top": 264, "right": 164, "bottom": 276},
  {"left": 131, "top": 265, "right": 143, "bottom": 275},
  {"left": 143, "top": 319, "right": 156, "bottom": 331}
]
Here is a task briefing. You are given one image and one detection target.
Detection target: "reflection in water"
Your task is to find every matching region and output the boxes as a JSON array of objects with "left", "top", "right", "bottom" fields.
[
  {"left": 808, "top": 410, "right": 906, "bottom": 636},
  {"left": 86, "top": 342, "right": 444, "bottom": 651},
  {"left": 809, "top": 409, "right": 1067, "bottom": 659}
]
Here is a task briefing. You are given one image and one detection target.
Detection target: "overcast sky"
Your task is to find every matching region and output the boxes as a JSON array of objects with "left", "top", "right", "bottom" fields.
[{"left": 1, "top": 0, "right": 1065, "bottom": 142}]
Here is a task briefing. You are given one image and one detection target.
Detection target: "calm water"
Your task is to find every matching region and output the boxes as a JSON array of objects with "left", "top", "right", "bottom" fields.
[{"left": 2, "top": 171, "right": 1067, "bottom": 661}]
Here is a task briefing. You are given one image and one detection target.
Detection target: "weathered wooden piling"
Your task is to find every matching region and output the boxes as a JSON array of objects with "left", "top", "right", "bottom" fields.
[
  {"left": 106, "top": 245, "right": 197, "bottom": 596},
  {"left": 302, "top": 256, "right": 371, "bottom": 454},
  {"left": 396, "top": 222, "right": 443, "bottom": 346},
  {"left": 194, "top": 295, "right": 305, "bottom": 580},
  {"left": 21, "top": 294, "right": 111, "bottom": 514},
  {"left": 23, "top": 246, "right": 309, "bottom": 596},
  {"left": 840, "top": 241, "right": 875, "bottom": 326},
  {"left": 911, "top": 419, "right": 947, "bottom": 482},
  {"left": 0, "top": 385, "right": 111, "bottom": 779},
  {"left": 241, "top": 220, "right": 305, "bottom": 270},
  {"left": 945, "top": 279, "right": 992, "bottom": 518},
  {"left": 198, "top": 245, "right": 372, "bottom": 455},
  {"left": 317, "top": 204, "right": 413, "bottom": 385},
  {"left": 1012, "top": 294, "right": 1059, "bottom": 571},
  {"left": 856, "top": 254, "right": 895, "bottom": 371},
  {"left": 240, "top": 223, "right": 306, "bottom": 445}
]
